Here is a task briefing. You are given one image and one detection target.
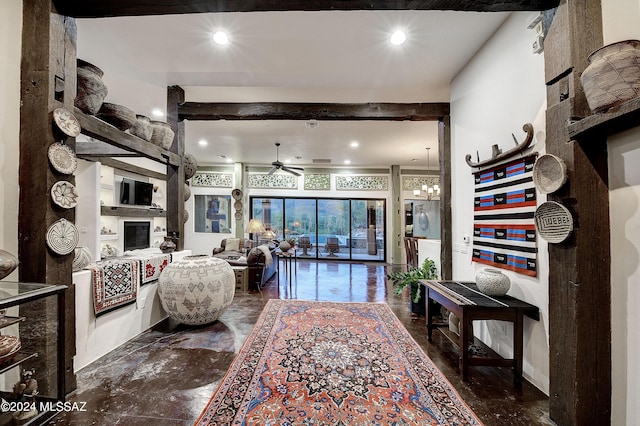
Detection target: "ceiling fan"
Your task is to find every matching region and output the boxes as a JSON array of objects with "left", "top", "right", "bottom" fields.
[{"left": 268, "top": 142, "right": 304, "bottom": 177}]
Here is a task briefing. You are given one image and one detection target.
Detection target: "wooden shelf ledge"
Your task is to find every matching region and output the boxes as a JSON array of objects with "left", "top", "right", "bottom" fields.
[
  {"left": 101, "top": 205, "right": 166, "bottom": 218},
  {"left": 51, "top": 100, "right": 180, "bottom": 167},
  {"left": 567, "top": 96, "right": 640, "bottom": 140}
]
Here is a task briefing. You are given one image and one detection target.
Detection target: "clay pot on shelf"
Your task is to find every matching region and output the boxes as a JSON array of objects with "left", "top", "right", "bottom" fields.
[
  {"left": 150, "top": 121, "right": 175, "bottom": 150},
  {"left": 580, "top": 39, "right": 640, "bottom": 113},
  {"left": 475, "top": 268, "right": 511, "bottom": 297},
  {"left": 157, "top": 255, "right": 235, "bottom": 325},
  {"left": 129, "top": 115, "right": 153, "bottom": 141},
  {"left": 75, "top": 59, "right": 108, "bottom": 115},
  {"left": 96, "top": 102, "right": 137, "bottom": 131},
  {"left": 0, "top": 249, "right": 18, "bottom": 280}
]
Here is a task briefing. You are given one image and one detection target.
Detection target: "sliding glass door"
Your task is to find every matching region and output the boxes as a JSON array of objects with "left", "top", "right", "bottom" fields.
[{"left": 250, "top": 197, "right": 386, "bottom": 262}]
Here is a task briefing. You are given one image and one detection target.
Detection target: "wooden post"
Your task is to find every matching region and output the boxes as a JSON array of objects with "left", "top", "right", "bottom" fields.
[
  {"left": 438, "top": 116, "right": 452, "bottom": 280},
  {"left": 19, "top": 0, "right": 77, "bottom": 395},
  {"left": 166, "top": 86, "right": 185, "bottom": 250},
  {"left": 544, "top": 1, "right": 611, "bottom": 424}
]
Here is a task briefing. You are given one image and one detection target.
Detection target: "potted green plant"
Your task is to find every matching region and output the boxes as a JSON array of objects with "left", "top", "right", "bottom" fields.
[{"left": 387, "top": 258, "right": 438, "bottom": 315}]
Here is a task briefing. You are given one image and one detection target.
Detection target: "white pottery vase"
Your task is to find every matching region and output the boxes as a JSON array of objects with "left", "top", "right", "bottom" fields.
[
  {"left": 157, "top": 255, "right": 235, "bottom": 325},
  {"left": 279, "top": 241, "right": 291, "bottom": 252},
  {"left": 72, "top": 246, "right": 92, "bottom": 272},
  {"left": 475, "top": 268, "right": 511, "bottom": 297}
]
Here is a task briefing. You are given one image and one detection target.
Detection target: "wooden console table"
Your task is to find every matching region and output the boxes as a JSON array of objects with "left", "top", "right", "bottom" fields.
[{"left": 421, "top": 280, "right": 539, "bottom": 386}]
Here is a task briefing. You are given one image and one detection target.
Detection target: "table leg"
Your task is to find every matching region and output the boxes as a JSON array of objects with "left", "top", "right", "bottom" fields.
[
  {"left": 426, "top": 289, "right": 434, "bottom": 341},
  {"left": 514, "top": 311, "right": 524, "bottom": 387},
  {"left": 459, "top": 315, "right": 470, "bottom": 381}
]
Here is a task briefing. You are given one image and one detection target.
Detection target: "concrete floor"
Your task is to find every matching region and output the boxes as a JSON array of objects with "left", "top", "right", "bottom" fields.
[{"left": 49, "top": 260, "right": 553, "bottom": 425}]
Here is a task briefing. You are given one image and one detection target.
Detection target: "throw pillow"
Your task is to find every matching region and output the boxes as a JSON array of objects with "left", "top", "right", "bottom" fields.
[{"left": 225, "top": 238, "right": 240, "bottom": 252}]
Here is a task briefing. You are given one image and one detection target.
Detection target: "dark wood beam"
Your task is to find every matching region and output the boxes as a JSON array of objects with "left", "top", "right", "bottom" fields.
[
  {"left": 438, "top": 116, "right": 452, "bottom": 280},
  {"left": 54, "top": 0, "right": 559, "bottom": 17},
  {"left": 179, "top": 102, "right": 450, "bottom": 122},
  {"left": 76, "top": 141, "right": 139, "bottom": 158},
  {"left": 19, "top": 0, "right": 77, "bottom": 397},
  {"left": 544, "top": 1, "right": 611, "bottom": 425},
  {"left": 166, "top": 86, "right": 186, "bottom": 250}
]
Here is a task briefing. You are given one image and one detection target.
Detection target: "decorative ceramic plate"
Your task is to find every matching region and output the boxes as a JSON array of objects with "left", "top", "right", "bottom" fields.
[
  {"left": 48, "top": 142, "right": 78, "bottom": 175},
  {"left": 51, "top": 181, "right": 79, "bottom": 209},
  {"left": 53, "top": 107, "right": 81, "bottom": 137},
  {"left": 234, "top": 211, "right": 242, "bottom": 220},
  {"left": 46, "top": 218, "right": 79, "bottom": 255},
  {"left": 231, "top": 189, "right": 243, "bottom": 200},
  {"left": 534, "top": 201, "right": 573, "bottom": 243},
  {"left": 234, "top": 201, "right": 242, "bottom": 211},
  {"left": 533, "top": 154, "right": 567, "bottom": 194}
]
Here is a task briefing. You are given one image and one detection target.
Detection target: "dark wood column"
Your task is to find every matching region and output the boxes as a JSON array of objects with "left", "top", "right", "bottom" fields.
[
  {"left": 544, "top": 1, "right": 610, "bottom": 424},
  {"left": 166, "top": 86, "right": 185, "bottom": 249},
  {"left": 438, "top": 116, "right": 452, "bottom": 280},
  {"left": 19, "top": 0, "right": 77, "bottom": 395}
]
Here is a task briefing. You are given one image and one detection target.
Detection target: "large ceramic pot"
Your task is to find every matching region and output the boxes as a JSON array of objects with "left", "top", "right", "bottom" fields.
[
  {"left": 75, "top": 59, "right": 108, "bottom": 115},
  {"left": 0, "top": 249, "right": 18, "bottom": 280},
  {"left": 150, "top": 121, "right": 174, "bottom": 150},
  {"left": 580, "top": 39, "right": 640, "bottom": 113},
  {"left": 157, "top": 255, "right": 235, "bottom": 325},
  {"left": 475, "top": 268, "right": 511, "bottom": 297},
  {"left": 129, "top": 115, "right": 153, "bottom": 141},
  {"left": 96, "top": 103, "right": 137, "bottom": 131}
]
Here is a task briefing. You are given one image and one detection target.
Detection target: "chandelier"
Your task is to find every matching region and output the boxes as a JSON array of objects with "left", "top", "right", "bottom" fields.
[{"left": 413, "top": 147, "right": 440, "bottom": 200}]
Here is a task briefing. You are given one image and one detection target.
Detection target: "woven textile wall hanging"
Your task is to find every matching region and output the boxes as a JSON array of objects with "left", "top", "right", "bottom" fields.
[{"left": 472, "top": 155, "right": 537, "bottom": 277}]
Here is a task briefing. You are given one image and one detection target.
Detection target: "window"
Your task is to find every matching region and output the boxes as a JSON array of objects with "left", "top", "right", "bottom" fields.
[{"left": 251, "top": 197, "right": 385, "bottom": 262}]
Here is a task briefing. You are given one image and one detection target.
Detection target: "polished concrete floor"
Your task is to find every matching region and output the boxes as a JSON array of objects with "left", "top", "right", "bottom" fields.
[{"left": 50, "top": 260, "right": 553, "bottom": 425}]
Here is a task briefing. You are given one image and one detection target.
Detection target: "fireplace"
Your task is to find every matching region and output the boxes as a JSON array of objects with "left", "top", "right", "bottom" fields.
[{"left": 123, "top": 221, "right": 151, "bottom": 251}]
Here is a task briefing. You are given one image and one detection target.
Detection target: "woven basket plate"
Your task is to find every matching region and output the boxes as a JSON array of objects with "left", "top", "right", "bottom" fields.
[
  {"left": 533, "top": 154, "right": 567, "bottom": 194},
  {"left": 534, "top": 201, "right": 573, "bottom": 243}
]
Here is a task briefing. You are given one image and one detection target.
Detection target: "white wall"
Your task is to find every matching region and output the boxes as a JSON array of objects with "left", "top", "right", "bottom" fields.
[
  {"left": 608, "top": 129, "right": 640, "bottom": 426},
  {"left": 602, "top": 1, "right": 640, "bottom": 424},
  {"left": 0, "top": 0, "right": 21, "bottom": 280},
  {"left": 450, "top": 12, "right": 549, "bottom": 394}
]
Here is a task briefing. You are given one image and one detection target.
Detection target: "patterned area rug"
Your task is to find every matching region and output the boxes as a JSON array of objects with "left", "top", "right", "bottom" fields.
[
  {"left": 196, "top": 300, "right": 483, "bottom": 425},
  {"left": 89, "top": 259, "right": 139, "bottom": 316}
]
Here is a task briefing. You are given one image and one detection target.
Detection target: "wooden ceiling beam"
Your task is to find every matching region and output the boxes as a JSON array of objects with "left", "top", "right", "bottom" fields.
[
  {"left": 178, "top": 102, "right": 450, "bottom": 122},
  {"left": 53, "top": 0, "right": 558, "bottom": 18}
]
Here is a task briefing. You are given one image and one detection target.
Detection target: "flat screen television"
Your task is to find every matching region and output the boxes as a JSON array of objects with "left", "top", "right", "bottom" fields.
[{"left": 120, "top": 178, "right": 153, "bottom": 206}]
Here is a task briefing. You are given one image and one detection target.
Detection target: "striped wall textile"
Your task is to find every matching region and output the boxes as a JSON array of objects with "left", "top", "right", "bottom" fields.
[{"left": 472, "top": 155, "right": 537, "bottom": 277}]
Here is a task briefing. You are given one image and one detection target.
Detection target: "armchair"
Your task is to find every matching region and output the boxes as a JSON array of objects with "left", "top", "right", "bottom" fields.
[{"left": 325, "top": 237, "right": 340, "bottom": 257}]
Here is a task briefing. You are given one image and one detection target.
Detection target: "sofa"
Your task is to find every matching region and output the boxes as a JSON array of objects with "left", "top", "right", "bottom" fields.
[{"left": 212, "top": 238, "right": 277, "bottom": 289}]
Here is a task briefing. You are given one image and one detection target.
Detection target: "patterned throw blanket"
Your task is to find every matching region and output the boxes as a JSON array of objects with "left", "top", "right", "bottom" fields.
[
  {"left": 89, "top": 259, "right": 139, "bottom": 316},
  {"left": 128, "top": 253, "right": 172, "bottom": 285}
]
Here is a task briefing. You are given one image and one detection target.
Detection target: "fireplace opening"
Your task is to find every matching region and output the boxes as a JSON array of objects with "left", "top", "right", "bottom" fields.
[{"left": 123, "top": 221, "right": 151, "bottom": 251}]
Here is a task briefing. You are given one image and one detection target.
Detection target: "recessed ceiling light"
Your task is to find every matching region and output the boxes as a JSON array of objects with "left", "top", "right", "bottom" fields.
[
  {"left": 390, "top": 30, "right": 407, "bottom": 46},
  {"left": 350, "top": 141, "right": 359, "bottom": 148},
  {"left": 225, "top": 158, "right": 233, "bottom": 163},
  {"left": 344, "top": 160, "right": 351, "bottom": 165},
  {"left": 212, "top": 31, "right": 229, "bottom": 45},
  {"left": 198, "top": 139, "right": 208, "bottom": 147},
  {"left": 284, "top": 159, "right": 291, "bottom": 163},
  {"left": 151, "top": 109, "right": 164, "bottom": 117},
  {"left": 218, "top": 155, "right": 227, "bottom": 159}
]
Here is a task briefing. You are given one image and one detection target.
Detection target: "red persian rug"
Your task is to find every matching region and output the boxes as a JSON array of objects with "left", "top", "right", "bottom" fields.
[{"left": 195, "top": 300, "right": 483, "bottom": 425}]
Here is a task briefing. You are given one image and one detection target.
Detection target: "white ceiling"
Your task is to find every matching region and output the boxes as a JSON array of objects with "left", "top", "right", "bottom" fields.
[{"left": 76, "top": 10, "right": 510, "bottom": 169}]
